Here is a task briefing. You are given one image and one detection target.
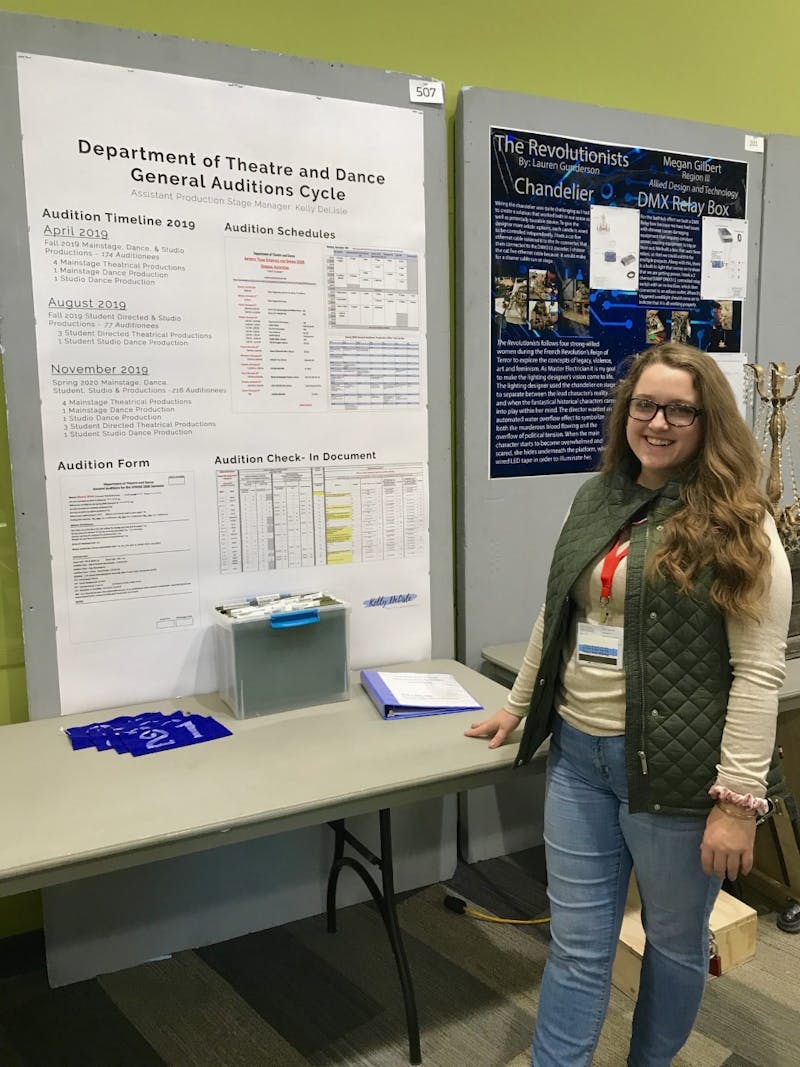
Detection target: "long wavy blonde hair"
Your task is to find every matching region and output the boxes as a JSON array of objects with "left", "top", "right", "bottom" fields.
[{"left": 602, "top": 343, "right": 771, "bottom": 620}]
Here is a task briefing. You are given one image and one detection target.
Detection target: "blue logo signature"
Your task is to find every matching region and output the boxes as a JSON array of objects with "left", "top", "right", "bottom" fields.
[{"left": 363, "top": 593, "right": 418, "bottom": 608}]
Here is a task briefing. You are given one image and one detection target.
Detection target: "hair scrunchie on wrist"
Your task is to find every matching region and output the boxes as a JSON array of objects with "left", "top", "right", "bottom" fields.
[{"left": 708, "top": 784, "right": 769, "bottom": 816}]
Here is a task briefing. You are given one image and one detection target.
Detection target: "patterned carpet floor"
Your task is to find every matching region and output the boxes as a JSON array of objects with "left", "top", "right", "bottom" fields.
[{"left": 1, "top": 848, "right": 798, "bottom": 1066}]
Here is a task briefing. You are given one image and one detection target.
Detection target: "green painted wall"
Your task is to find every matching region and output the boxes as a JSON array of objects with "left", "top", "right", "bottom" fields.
[
  {"left": 5, "top": 1, "right": 800, "bottom": 134},
  {"left": 0, "top": 0, "right": 798, "bottom": 936}
]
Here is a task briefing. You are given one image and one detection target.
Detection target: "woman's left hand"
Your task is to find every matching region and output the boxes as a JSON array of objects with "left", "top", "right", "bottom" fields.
[{"left": 700, "top": 805, "right": 757, "bottom": 880}]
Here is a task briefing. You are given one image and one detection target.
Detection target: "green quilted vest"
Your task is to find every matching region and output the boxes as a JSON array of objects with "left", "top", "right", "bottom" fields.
[{"left": 514, "top": 463, "right": 738, "bottom": 816}]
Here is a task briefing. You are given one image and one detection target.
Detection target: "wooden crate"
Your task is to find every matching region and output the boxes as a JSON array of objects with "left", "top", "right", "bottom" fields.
[{"left": 611, "top": 879, "right": 757, "bottom": 1000}]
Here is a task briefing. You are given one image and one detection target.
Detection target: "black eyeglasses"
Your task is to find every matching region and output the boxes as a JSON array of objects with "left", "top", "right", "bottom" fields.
[{"left": 628, "top": 397, "right": 703, "bottom": 427}]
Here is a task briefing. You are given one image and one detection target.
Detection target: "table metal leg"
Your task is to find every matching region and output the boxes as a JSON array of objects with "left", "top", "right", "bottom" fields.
[{"left": 326, "top": 809, "right": 421, "bottom": 1065}]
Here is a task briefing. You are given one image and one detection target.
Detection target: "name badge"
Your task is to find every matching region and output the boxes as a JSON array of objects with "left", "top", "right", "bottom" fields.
[{"left": 576, "top": 622, "right": 624, "bottom": 670}]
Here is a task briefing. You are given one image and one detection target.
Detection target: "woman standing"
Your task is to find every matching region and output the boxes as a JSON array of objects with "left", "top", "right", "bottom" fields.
[{"left": 466, "top": 343, "right": 791, "bottom": 1066}]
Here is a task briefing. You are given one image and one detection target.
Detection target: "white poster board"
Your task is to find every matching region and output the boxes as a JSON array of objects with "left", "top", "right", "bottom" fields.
[{"left": 13, "top": 51, "right": 436, "bottom": 714}]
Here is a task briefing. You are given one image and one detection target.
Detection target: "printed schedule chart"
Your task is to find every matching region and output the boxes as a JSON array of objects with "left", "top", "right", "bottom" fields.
[{"left": 216, "top": 463, "right": 426, "bottom": 573}]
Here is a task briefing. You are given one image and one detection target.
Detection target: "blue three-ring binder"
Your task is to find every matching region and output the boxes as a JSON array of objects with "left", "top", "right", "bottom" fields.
[{"left": 360, "top": 669, "right": 483, "bottom": 719}]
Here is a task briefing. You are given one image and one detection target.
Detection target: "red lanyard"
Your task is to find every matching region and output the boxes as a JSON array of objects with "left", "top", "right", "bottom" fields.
[{"left": 599, "top": 537, "right": 629, "bottom": 620}]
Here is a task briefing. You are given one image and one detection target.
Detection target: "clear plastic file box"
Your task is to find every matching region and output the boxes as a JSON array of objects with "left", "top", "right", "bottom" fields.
[{"left": 214, "top": 593, "right": 350, "bottom": 718}]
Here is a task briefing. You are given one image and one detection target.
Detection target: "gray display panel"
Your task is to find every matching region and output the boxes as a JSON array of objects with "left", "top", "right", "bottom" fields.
[
  {"left": 757, "top": 135, "right": 800, "bottom": 365},
  {"left": 456, "top": 86, "right": 765, "bottom": 671},
  {"left": 756, "top": 133, "right": 800, "bottom": 464},
  {"left": 0, "top": 11, "right": 452, "bottom": 718}
]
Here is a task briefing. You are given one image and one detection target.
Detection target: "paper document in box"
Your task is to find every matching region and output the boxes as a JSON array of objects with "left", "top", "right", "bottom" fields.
[{"left": 361, "top": 670, "right": 483, "bottom": 719}]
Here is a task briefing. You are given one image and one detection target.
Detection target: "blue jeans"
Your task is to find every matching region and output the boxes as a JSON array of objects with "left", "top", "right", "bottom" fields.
[{"left": 532, "top": 716, "right": 720, "bottom": 1067}]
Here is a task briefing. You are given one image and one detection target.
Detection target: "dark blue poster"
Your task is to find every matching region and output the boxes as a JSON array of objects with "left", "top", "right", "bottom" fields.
[{"left": 490, "top": 128, "right": 748, "bottom": 478}]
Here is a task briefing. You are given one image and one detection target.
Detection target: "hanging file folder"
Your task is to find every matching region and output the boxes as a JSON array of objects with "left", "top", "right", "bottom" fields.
[{"left": 361, "top": 669, "right": 483, "bottom": 719}]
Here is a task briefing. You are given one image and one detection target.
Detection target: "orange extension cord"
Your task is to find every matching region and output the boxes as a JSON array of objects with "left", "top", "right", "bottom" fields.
[{"left": 443, "top": 894, "right": 550, "bottom": 926}]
